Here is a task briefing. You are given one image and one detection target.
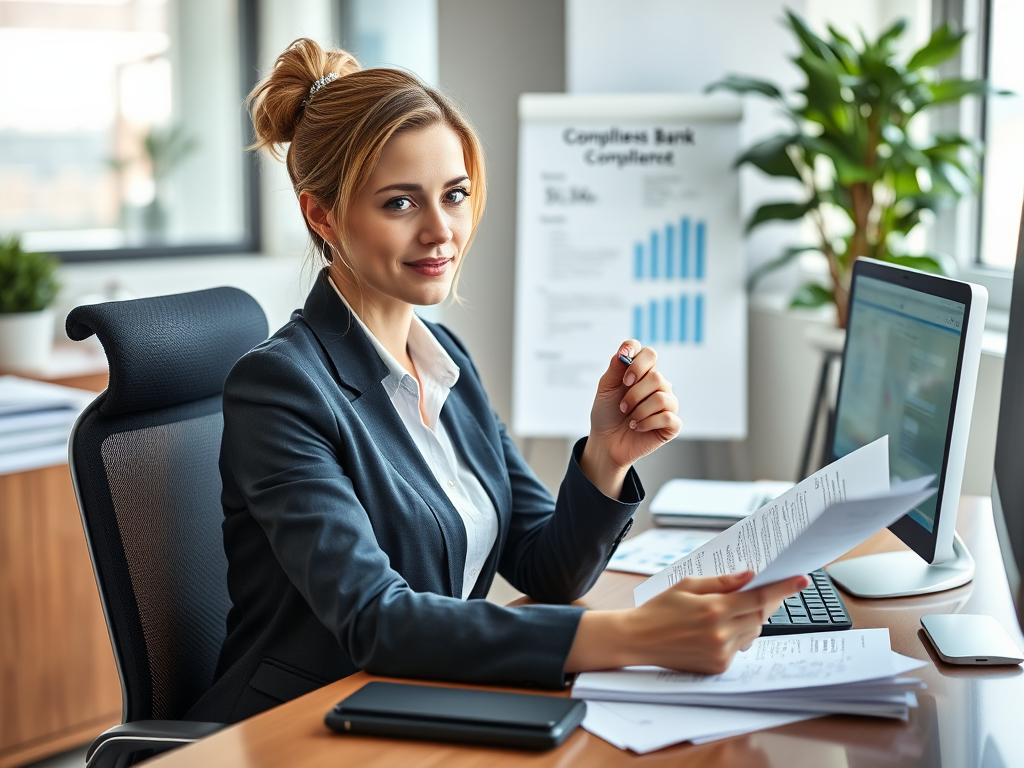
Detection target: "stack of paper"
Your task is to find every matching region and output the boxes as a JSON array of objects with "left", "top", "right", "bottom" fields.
[
  {"left": 575, "top": 628, "right": 924, "bottom": 719},
  {"left": 575, "top": 628, "right": 927, "bottom": 753},
  {"left": 0, "top": 376, "right": 95, "bottom": 475},
  {"left": 650, "top": 479, "right": 794, "bottom": 528}
]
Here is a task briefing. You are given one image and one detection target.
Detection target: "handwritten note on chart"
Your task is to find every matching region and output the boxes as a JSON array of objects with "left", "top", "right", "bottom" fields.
[{"left": 634, "top": 437, "right": 891, "bottom": 605}]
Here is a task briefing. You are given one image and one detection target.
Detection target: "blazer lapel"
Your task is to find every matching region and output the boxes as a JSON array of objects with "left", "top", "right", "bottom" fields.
[
  {"left": 300, "top": 271, "right": 467, "bottom": 597},
  {"left": 429, "top": 326, "right": 512, "bottom": 540}
]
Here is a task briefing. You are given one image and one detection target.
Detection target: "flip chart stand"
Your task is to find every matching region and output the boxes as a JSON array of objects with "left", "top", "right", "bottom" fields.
[{"left": 826, "top": 532, "right": 975, "bottom": 598}]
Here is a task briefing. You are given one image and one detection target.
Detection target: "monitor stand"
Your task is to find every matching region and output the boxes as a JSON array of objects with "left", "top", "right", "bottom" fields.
[{"left": 825, "top": 532, "right": 975, "bottom": 598}]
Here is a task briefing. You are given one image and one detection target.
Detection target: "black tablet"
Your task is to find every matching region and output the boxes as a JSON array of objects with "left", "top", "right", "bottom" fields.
[{"left": 325, "top": 681, "right": 586, "bottom": 751}]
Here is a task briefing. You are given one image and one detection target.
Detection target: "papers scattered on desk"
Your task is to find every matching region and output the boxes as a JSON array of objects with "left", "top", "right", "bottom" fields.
[
  {"left": 634, "top": 437, "right": 937, "bottom": 605},
  {"left": 582, "top": 700, "right": 816, "bottom": 754},
  {"left": 0, "top": 376, "right": 95, "bottom": 475},
  {"left": 576, "top": 628, "right": 927, "bottom": 753},
  {"left": 606, "top": 529, "right": 715, "bottom": 576}
]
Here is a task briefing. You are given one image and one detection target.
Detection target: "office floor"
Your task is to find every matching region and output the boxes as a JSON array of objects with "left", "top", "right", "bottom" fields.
[{"left": 22, "top": 747, "right": 87, "bottom": 768}]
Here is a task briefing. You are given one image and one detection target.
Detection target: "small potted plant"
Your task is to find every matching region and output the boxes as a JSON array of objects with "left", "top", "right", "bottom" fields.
[
  {"left": 708, "top": 12, "right": 1002, "bottom": 328},
  {"left": 0, "top": 236, "right": 61, "bottom": 372}
]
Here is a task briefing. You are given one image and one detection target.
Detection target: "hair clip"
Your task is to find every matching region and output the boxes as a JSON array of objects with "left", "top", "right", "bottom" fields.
[{"left": 299, "top": 72, "right": 340, "bottom": 110}]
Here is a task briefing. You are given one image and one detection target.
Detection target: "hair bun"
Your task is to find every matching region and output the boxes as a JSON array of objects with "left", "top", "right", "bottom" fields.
[{"left": 248, "top": 38, "right": 360, "bottom": 158}]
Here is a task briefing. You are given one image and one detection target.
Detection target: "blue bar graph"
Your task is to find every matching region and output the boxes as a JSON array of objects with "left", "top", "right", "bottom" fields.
[
  {"left": 630, "top": 294, "right": 705, "bottom": 346},
  {"left": 695, "top": 222, "right": 706, "bottom": 280},
  {"left": 631, "top": 217, "right": 705, "bottom": 281}
]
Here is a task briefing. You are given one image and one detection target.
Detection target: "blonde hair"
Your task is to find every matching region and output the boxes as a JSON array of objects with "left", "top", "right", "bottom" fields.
[{"left": 247, "top": 38, "right": 486, "bottom": 298}]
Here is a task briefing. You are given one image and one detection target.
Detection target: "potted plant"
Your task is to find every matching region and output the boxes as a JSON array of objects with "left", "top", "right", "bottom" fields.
[
  {"left": 709, "top": 11, "right": 1001, "bottom": 327},
  {"left": 0, "top": 236, "right": 61, "bottom": 372}
]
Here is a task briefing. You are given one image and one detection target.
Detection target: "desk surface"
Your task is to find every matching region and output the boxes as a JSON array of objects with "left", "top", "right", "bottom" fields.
[{"left": 148, "top": 497, "right": 1024, "bottom": 767}]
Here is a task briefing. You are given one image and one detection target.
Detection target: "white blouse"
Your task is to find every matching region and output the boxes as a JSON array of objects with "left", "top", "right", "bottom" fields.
[{"left": 329, "top": 280, "right": 499, "bottom": 598}]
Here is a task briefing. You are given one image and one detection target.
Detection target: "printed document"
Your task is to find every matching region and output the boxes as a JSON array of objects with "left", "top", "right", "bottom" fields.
[
  {"left": 575, "top": 628, "right": 903, "bottom": 697},
  {"left": 634, "top": 438, "right": 933, "bottom": 604},
  {"left": 607, "top": 529, "right": 715, "bottom": 575}
]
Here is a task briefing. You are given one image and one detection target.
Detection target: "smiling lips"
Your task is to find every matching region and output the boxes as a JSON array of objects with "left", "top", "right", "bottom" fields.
[{"left": 406, "top": 257, "right": 452, "bottom": 277}]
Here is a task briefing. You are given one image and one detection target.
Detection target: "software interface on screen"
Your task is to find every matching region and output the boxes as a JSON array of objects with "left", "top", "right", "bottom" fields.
[{"left": 833, "top": 276, "right": 966, "bottom": 532}]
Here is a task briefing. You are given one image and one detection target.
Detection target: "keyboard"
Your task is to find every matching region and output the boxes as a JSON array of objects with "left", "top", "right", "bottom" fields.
[{"left": 760, "top": 569, "right": 852, "bottom": 635}]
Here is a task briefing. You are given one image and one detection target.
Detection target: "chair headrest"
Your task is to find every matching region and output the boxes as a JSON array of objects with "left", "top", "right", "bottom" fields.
[{"left": 67, "top": 287, "right": 269, "bottom": 416}]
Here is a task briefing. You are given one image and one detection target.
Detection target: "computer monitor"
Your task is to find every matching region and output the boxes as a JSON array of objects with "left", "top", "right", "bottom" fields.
[
  {"left": 824, "top": 258, "right": 987, "bottom": 598},
  {"left": 992, "top": 205, "right": 1024, "bottom": 630}
]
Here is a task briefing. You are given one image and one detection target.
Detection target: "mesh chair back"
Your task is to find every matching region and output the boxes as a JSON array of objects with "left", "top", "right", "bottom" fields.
[{"left": 67, "top": 288, "right": 268, "bottom": 722}]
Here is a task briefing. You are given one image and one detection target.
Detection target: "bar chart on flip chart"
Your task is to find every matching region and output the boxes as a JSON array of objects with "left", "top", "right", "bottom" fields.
[
  {"left": 631, "top": 218, "right": 707, "bottom": 346},
  {"left": 513, "top": 94, "right": 746, "bottom": 438}
]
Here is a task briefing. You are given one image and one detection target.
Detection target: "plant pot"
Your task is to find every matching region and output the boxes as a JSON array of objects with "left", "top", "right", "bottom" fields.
[{"left": 0, "top": 309, "right": 55, "bottom": 373}]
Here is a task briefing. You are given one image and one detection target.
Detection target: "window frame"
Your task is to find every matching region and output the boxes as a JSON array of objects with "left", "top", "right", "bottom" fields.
[
  {"left": 935, "top": 0, "right": 1014, "bottom": 312},
  {"left": 32, "top": 0, "right": 263, "bottom": 264}
]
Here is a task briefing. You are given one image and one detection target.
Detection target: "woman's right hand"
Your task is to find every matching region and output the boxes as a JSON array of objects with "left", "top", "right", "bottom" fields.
[{"left": 564, "top": 572, "right": 809, "bottom": 674}]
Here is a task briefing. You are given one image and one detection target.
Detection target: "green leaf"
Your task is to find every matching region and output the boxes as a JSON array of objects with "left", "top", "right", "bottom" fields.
[
  {"left": 907, "top": 22, "right": 966, "bottom": 71},
  {"left": 745, "top": 199, "right": 817, "bottom": 233},
  {"left": 874, "top": 18, "right": 909, "bottom": 56},
  {"left": 705, "top": 75, "right": 784, "bottom": 100},
  {"left": 790, "top": 282, "right": 834, "bottom": 309},
  {"left": 746, "top": 245, "right": 820, "bottom": 291},
  {"left": 785, "top": 10, "right": 835, "bottom": 62},
  {"left": 885, "top": 254, "right": 947, "bottom": 275},
  {"left": 735, "top": 134, "right": 801, "bottom": 178},
  {"left": 919, "top": 78, "right": 994, "bottom": 109}
]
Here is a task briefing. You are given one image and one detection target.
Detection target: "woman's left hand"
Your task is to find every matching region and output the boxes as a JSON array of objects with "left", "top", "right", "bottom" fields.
[{"left": 579, "top": 340, "right": 681, "bottom": 497}]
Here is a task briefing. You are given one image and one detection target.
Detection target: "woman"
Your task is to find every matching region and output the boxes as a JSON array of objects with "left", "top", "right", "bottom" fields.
[{"left": 186, "top": 39, "right": 807, "bottom": 724}]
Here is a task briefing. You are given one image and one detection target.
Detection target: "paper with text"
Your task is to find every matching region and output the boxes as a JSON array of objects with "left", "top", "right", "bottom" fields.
[
  {"left": 635, "top": 437, "right": 890, "bottom": 605},
  {"left": 743, "top": 475, "right": 935, "bottom": 590},
  {"left": 574, "top": 627, "right": 901, "bottom": 697}
]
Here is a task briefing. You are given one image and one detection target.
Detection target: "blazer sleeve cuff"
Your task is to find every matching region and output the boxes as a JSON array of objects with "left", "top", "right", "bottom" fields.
[{"left": 569, "top": 436, "right": 645, "bottom": 507}]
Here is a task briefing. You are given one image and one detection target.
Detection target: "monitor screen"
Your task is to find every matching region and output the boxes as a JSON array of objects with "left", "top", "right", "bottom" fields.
[{"left": 832, "top": 275, "right": 966, "bottom": 534}]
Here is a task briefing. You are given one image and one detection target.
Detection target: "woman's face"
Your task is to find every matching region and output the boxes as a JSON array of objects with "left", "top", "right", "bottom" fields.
[{"left": 339, "top": 123, "right": 473, "bottom": 310}]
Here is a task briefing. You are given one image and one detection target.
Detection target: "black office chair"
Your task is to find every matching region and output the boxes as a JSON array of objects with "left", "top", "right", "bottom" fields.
[{"left": 66, "top": 287, "right": 268, "bottom": 768}]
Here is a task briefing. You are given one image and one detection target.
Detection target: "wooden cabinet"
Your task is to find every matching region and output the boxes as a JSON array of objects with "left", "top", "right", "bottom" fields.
[{"left": 0, "top": 368, "right": 120, "bottom": 768}]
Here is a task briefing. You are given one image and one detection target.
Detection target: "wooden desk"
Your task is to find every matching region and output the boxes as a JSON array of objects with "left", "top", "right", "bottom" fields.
[
  {"left": 146, "top": 497, "right": 1024, "bottom": 767},
  {"left": 0, "top": 369, "right": 119, "bottom": 768}
]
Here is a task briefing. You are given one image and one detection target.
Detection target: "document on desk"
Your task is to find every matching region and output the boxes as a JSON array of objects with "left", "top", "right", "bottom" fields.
[
  {"left": 574, "top": 628, "right": 926, "bottom": 720},
  {"left": 634, "top": 437, "right": 934, "bottom": 605},
  {"left": 582, "top": 700, "right": 816, "bottom": 754},
  {"left": 581, "top": 651, "right": 925, "bottom": 757}
]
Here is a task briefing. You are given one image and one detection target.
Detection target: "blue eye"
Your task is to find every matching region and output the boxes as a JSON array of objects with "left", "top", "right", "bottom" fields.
[
  {"left": 445, "top": 187, "right": 469, "bottom": 204},
  {"left": 384, "top": 197, "right": 413, "bottom": 211}
]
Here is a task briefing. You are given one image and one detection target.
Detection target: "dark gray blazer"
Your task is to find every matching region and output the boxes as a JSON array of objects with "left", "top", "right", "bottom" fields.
[{"left": 186, "top": 272, "right": 641, "bottom": 723}]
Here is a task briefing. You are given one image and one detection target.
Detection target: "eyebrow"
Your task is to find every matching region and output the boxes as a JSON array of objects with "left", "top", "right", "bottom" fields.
[{"left": 374, "top": 175, "right": 470, "bottom": 195}]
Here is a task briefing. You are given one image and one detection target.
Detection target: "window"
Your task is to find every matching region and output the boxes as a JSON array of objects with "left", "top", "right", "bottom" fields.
[
  {"left": 337, "top": 0, "right": 437, "bottom": 86},
  {"left": 978, "top": 0, "right": 1024, "bottom": 270},
  {"left": 0, "top": 0, "right": 259, "bottom": 261}
]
